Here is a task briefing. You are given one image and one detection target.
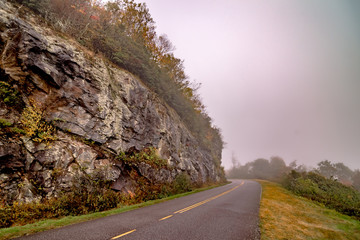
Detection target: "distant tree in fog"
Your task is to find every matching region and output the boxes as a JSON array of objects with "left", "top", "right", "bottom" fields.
[
  {"left": 316, "top": 160, "right": 337, "bottom": 179},
  {"left": 269, "top": 156, "right": 287, "bottom": 180},
  {"left": 352, "top": 170, "right": 360, "bottom": 191},
  {"left": 226, "top": 156, "right": 289, "bottom": 181},
  {"left": 333, "top": 162, "right": 354, "bottom": 184},
  {"left": 231, "top": 152, "right": 239, "bottom": 168},
  {"left": 251, "top": 158, "right": 271, "bottom": 179},
  {"left": 316, "top": 160, "right": 355, "bottom": 185},
  {"left": 289, "top": 160, "right": 307, "bottom": 172}
]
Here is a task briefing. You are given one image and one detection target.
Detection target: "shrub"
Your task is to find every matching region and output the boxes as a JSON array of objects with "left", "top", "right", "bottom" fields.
[
  {"left": 172, "top": 172, "right": 192, "bottom": 193},
  {"left": 118, "top": 147, "right": 168, "bottom": 169},
  {"left": 20, "top": 103, "right": 57, "bottom": 143}
]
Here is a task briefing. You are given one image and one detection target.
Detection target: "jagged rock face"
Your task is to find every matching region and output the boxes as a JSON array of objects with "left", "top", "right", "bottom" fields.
[{"left": 0, "top": 1, "right": 223, "bottom": 203}]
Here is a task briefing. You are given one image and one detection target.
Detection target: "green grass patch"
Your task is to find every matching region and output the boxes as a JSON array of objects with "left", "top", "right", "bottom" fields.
[
  {"left": 257, "top": 180, "right": 360, "bottom": 240},
  {"left": 0, "top": 183, "right": 225, "bottom": 240}
]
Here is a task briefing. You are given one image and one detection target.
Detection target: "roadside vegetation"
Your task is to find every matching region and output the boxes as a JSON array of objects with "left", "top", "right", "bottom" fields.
[
  {"left": 0, "top": 183, "right": 225, "bottom": 240},
  {"left": 258, "top": 180, "right": 360, "bottom": 240},
  {"left": 0, "top": 170, "right": 201, "bottom": 229}
]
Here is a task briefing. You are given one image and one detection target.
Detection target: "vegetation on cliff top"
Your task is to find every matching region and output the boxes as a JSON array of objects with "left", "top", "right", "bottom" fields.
[{"left": 8, "top": 0, "right": 224, "bottom": 163}]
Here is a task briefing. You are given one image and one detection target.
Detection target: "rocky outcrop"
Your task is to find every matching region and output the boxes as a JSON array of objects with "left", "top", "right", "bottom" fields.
[{"left": 0, "top": 1, "right": 223, "bottom": 203}]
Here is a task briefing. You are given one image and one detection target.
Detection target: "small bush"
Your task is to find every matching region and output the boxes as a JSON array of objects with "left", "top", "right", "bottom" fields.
[
  {"left": 172, "top": 172, "right": 192, "bottom": 193},
  {"left": 118, "top": 147, "right": 168, "bottom": 169},
  {"left": 20, "top": 103, "right": 57, "bottom": 143}
]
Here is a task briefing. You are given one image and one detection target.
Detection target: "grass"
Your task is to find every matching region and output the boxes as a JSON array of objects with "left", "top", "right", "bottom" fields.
[
  {"left": 257, "top": 180, "right": 360, "bottom": 240},
  {"left": 0, "top": 184, "right": 225, "bottom": 240}
]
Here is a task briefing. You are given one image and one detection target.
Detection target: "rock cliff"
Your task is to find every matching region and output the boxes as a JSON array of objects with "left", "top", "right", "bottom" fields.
[{"left": 0, "top": 1, "right": 224, "bottom": 203}]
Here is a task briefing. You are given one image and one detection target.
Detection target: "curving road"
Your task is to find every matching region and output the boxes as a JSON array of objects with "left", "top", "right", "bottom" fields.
[{"left": 17, "top": 179, "right": 261, "bottom": 240}]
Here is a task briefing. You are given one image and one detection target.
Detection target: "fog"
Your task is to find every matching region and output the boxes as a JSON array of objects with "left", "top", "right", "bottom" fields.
[{"left": 138, "top": 0, "right": 360, "bottom": 170}]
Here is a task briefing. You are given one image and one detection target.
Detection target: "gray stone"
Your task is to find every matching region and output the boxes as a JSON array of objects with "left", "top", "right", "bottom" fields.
[{"left": 17, "top": 178, "right": 38, "bottom": 203}]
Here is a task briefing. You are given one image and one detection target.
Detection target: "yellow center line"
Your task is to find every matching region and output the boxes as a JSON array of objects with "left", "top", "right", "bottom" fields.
[
  {"left": 174, "top": 181, "right": 244, "bottom": 214},
  {"left": 159, "top": 214, "right": 173, "bottom": 221},
  {"left": 111, "top": 229, "right": 136, "bottom": 239},
  {"left": 110, "top": 181, "right": 245, "bottom": 239}
]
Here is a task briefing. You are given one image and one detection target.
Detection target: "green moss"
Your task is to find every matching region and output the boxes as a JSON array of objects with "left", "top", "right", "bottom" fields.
[
  {"left": 0, "top": 119, "right": 12, "bottom": 128},
  {"left": 0, "top": 119, "right": 27, "bottom": 137},
  {"left": 52, "top": 118, "right": 66, "bottom": 122},
  {"left": 10, "top": 127, "right": 25, "bottom": 134},
  {"left": 0, "top": 81, "right": 21, "bottom": 107}
]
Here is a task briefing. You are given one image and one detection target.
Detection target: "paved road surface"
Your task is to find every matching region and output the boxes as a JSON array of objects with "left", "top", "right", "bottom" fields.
[{"left": 17, "top": 179, "right": 261, "bottom": 240}]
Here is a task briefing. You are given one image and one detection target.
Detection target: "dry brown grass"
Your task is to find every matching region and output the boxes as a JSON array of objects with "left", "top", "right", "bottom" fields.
[{"left": 257, "top": 180, "right": 360, "bottom": 240}]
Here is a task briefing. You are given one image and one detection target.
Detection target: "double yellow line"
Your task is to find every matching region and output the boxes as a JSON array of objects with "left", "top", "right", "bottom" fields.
[
  {"left": 111, "top": 181, "right": 244, "bottom": 239},
  {"left": 174, "top": 181, "right": 244, "bottom": 214}
]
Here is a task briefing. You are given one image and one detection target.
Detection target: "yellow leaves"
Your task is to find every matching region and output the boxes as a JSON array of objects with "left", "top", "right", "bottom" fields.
[
  {"left": 20, "top": 102, "right": 56, "bottom": 143},
  {"left": 21, "top": 104, "right": 41, "bottom": 137}
]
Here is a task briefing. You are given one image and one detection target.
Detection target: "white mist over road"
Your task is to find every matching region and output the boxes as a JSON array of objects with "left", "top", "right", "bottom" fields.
[{"left": 138, "top": 0, "right": 360, "bottom": 170}]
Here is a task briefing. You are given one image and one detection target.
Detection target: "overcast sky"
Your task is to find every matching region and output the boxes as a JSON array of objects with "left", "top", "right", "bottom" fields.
[{"left": 135, "top": 0, "right": 360, "bottom": 170}]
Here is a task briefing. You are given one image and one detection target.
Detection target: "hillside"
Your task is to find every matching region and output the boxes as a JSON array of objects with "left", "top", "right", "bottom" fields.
[{"left": 0, "top": 0, "right": 225, "bottom": 209}]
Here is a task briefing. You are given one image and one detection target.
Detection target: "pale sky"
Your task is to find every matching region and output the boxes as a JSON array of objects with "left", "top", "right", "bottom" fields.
[{"left": 135, "top": 0, "right": 360, "bottom": 170}]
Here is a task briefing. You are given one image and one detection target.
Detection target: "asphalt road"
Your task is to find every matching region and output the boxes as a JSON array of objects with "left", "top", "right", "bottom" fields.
[{"left": 17, "top": 179, "right": 262, "bottom": 240}]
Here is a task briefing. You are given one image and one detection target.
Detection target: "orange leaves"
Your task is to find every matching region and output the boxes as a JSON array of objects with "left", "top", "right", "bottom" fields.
[
  {"left": 78, "top": 9, "right": 86, "bottom": 15},
  {"left": 90, "top": 15, "right": 99, "bottom": 21},
  {"left": 70, "top": 1, "right": 100, "bottom": 21}
]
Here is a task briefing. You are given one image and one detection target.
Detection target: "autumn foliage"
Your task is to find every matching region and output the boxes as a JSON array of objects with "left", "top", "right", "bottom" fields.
[{"left": 11, "top": 0, "right": 224, "bottom": 162}]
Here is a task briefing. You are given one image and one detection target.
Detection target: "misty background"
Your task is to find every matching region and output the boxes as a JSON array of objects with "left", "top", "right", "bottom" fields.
[{"left": 138, "top": 0, "right": 360, "bottom": 170}]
